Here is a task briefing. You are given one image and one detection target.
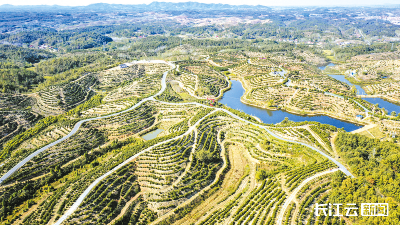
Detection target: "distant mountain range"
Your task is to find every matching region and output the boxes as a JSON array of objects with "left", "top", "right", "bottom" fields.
[{"left": 0, "top": 2, "right": 271, "bottom": 12}]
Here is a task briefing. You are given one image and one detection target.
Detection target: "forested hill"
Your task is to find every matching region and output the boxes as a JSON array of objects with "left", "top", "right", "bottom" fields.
[
  {"left": 0, "top": 29, "right": 113, "bottom": 51},
  {"left": 0, "top": 45, "right": 54, "bottom": 93},
  {"left": 0, "top": 44, "right": 54, "bottom": 65},
  {"left": 332, "top": 132, "right": 400, "bottom": 224}
]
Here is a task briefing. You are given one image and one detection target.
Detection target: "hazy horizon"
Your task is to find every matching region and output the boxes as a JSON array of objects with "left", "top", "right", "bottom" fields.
[{"left": 1, "top": 0, "right": 400, "bottom": 7}]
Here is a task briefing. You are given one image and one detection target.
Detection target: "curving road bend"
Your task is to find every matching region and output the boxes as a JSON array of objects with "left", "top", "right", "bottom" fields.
[
  {"left": 54, "top": 108, "right": 217, "bottom": 225},
  {"left": 216, "top": 109, "right": 354, "bottom": 177},
  {"left": 276, "top": 168, "right": 339, "bottom": 225},
  {"left": 0, "top": 60, "right": 174, "bottom": 185},
  {"left": 1, "top": 60, "right": 353, "bottom": 225},
  {"left": 152, "top": 100, "right": 353, "bottom": 177}
]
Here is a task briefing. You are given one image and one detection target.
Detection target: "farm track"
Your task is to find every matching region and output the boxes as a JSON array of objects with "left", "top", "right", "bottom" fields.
[
  {"left": 0, "top": 60, "right": 354, "bottom": 225},
  {"left": 304, "top": 126, "right": 332, "bottom": 154},
  {"left": 151, "top": 127, "right": 230, "bottom": 225},
  {"left": 0, "top": 60, "right": 173, "bottom": 185},
  {"left": 276, "top": 169, "right": 339, "bottom": 225},
  {"left": 350, "top": 123, "right": 377, "bottom": 134},
  {"left": 179, "top": 143, "right": 253, "bottom": 225}
]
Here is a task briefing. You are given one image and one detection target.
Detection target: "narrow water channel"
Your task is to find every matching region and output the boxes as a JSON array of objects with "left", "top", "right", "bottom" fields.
[
  {"left": 328, "top": 75, "right": 366, "bottom": 95},
  {"left": 320, "top": 63, "right": 400, "bottom": 114}
]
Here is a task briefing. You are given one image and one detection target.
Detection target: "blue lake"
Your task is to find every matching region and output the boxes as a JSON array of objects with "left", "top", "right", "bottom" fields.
[{"left": 219, "top": 80, "right": 362, "bottom": 132}]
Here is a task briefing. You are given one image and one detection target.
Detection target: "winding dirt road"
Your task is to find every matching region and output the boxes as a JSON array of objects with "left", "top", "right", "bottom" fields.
[
  {"left": 0, "top": 60, "right": 353, "bottom": 225},
  {"left": 276, "top": 168, "right": 339, "bottom": 225}
]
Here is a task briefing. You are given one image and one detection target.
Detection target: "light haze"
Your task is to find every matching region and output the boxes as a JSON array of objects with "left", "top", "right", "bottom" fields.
[{"left": 1, "top": 0, "right": 399, "bottom": 6}]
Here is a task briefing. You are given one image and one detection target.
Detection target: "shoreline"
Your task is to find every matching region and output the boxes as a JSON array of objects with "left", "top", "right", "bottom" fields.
[
  {"left": 231, "top": 79, "right": 366, "bottom": 127},
  {"left": 358, "top": 94, "right": 400, "bottom": 106},
  {"left": 240, "top": 97, "right": 366, "bottom": 126}
]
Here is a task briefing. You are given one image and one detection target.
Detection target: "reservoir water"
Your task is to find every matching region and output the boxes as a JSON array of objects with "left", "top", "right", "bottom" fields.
[
  {"left": 142, "top": 129, "right": 164, "bottom": 140},
  {"left": 219, "top": 80, "right": 362, "bottom": 132},
  {"left": 319, "top": 64, "right": 366, "bottom": 95},
  {"left": 328, "top": 75, "right": 367, "bottom": 95},
  {"left": 318, "top": 63, "right": 336, "bottom": 71},
  {"left": 362, "top": 98, "right": 400, "bottom": 115},
  {"left": 320, "top": 63, "right": 400, "bottom": 115}
]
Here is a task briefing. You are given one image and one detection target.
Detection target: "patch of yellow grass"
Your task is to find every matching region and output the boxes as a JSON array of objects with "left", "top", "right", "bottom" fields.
[
  {"left": 368, "top": 126, "right": 385, "bottom": 139},
  {"left": 323, "top": 50, "right": 333, "bottom": 56},
  {"left": 326, "top": 55, "right": 335, "bottom": 61},
  {"left": 178, "top": 92, "right": 192, "bottom": 99},
  {"left": 358, "top": 126, "right": 385, "bottom": 139},
  {"left": 358, "top": 130, "right": 374, "bottom": 138}
]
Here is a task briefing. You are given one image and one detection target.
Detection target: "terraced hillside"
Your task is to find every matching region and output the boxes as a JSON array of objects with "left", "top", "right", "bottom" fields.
[
  {"left": 209, "top": 53, "right": 247, "bottom": 67},
  {"left": 34, "top": 74, "right": 97, "bottom": 115},
  {"left": 4, "top": 6, "right": 400, "bottom": 224},
  {"left": 364, "top": 81, "right": 400, "bottom": 103},
  {"left": 1, "top": 59, "right": 397, "bottom": 225},
  {"left": 0, "top": 111, "right": 41, "bottom": 150},
  {"left": 0, "top": 93, "right": 42, "bottom": 153},
  {"left": 175, "top": 61, "right": 229, "bottom": 99},
  {"left": 228, "top": 56, "right": 370, "bottom": 123},
  {"left": 98, "top": 64, "right": 145, "bottom": 88}
]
